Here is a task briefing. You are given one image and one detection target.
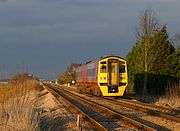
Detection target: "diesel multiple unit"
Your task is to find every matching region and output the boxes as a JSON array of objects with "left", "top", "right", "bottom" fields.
[{"left": 75, "top": 55, "right": 128, "bottom": 96}]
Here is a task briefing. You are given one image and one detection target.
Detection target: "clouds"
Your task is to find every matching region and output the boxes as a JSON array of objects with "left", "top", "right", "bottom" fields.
[
  {"left": 0, "top": 0, "right": 132, "bottom": 46},
  {"left": 0, "top": 0, "right": 180, "bottom": 79}
]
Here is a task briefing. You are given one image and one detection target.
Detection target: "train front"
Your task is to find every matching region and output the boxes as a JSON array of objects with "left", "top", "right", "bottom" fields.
[{"left": 98, "top": 56, "right": 128, "bottom": 96}]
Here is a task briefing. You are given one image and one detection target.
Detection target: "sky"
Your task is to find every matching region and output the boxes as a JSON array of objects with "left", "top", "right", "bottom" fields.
[{"left": 0, "top": 0, "right": 179, "bottom": 79}]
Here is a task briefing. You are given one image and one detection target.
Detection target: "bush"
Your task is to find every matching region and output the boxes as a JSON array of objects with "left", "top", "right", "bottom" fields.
[
  {"left": 156, "top": 82, "right": 180, "bottom": 108},
  {"left": 58, "top": 73, "right": 73, "bottom": 84},
  {"left": 0, "top": 79, "right": 41, "bottom": 130}
]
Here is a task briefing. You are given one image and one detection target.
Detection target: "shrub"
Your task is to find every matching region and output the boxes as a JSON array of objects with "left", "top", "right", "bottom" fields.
[
  {"left": 0, "top": 79, "right": 41, "bottom": 130},
  {"left": 156, "top": 81, "right": 180, "bottom": 108}
]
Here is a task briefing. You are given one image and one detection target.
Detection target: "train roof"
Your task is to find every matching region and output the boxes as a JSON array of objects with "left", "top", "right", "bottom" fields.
[
  {"left": 77, "top": 55, "right": 125, "bottom": 67},
  {"left": 100, "top": 55, "right": 125, "bottom": 60}
]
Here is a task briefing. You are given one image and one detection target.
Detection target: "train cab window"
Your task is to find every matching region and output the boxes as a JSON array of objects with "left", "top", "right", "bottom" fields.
[
  {"left": 101, "top": 61, "right": 106, "bottom": 64},
  {"left": 119, "top": 61, "right": 125, "bottom": 65},
  {"left": 100, "top": 65, "right": 107, "bottom": 73},
  {"left": 119, "top": 65, "right": 125, "bottom": 73}
]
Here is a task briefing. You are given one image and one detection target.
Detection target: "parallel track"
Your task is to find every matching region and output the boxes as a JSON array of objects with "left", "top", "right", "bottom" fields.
[
  {"left": 45, "top": 85, "right": 107, "bottom": 131},
  {"left": 116, "top": 97, "right": 180, "bottom": 115},
  {"left": 101, "top": 97, "right": 180, "bottom": 123},
  {"left": 45, "top": 84, "right": 169, "bottom": 130},
  {"left": 56, "top": 84, "right": 180, "bottom": 122}
]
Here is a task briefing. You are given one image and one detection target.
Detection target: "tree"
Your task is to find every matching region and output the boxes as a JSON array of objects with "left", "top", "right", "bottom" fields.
[
  {"left": 136, "top": 9, "right": 159, "bottom": 41},
  {"left": 173, "top": 33, "right": 180, "bottom": 49},
  {"left": 57, "top": 63, "right": 81, "bottom": 84},
  {"left": 149, "top": 26, "right": 174, "bottom": 74},
  {"left": 58, "top": 73, "right": 73, "bottom": 84},
  {"left": 66, "top": 63, "right": 81, "bottom": 80},
  {"left": 166, "top": 49, "right": 180, "bottom": 77},
  {"left": 135, "top": 9, "right": 159, "bottom": 97},
  {"left": 127, "top": 9, "right": 176, "bottom": 97},
  {"left": 12, "top": 73, "right": 32, "bottom": 81},
  {"left": 126, "top": 44, "right": 143, "bottom": 93},
  {"left": 167, "top": 33, "right": 180, "bottom": 78}
]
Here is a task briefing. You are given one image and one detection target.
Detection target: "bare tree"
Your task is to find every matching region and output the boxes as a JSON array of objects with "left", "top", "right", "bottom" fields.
[
  {"left": 136, "top": 9, "right": 159, "bottom": 41},
  {"left": 136, "top": 9, "right": 159, "bottom": 98}
]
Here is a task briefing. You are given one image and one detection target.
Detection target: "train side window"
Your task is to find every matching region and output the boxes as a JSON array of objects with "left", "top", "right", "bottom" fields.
[
  {"left": 100, "top": 65, "right": 106, "bottom": 73},
  {"left": 87, "top": 68, "right": 95, "bottom": 76}
]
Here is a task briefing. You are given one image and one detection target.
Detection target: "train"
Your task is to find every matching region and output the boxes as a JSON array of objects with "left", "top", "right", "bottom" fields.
[{"left": 75, "top": 55, "right": 128, "bottom": 96}]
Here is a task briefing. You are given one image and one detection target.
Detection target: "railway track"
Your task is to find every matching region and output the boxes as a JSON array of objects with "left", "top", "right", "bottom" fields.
[
  {"left": 44, "top": 84, "right": 107, "bottom": 130},
  {"left": 52, "top": 84, "right": 180, "bottom": 122},
  {"left": 116, "top": 97, "right": 180, "bottom": 116},
  {"left": 45, "top": 83, "right": 176, "bottom": 130},
  {"left": 78, "top": 92, "right": 180, "bottom": 119},
  {"left": 52, "top": 84, "right": 180, "bottom": 130},
  {"left": 96, "top": 97, "right": 180, "bottom": 123}
]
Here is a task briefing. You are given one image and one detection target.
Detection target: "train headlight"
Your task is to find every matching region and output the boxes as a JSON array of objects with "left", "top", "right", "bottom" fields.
[{"left": 100, "top": 77, "right": 106, "bottom": 80}]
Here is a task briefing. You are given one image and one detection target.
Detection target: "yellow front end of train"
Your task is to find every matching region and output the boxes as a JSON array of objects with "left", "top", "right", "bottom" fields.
[{"left": 98, "top": 56, "right": 128, "bottom": 96}]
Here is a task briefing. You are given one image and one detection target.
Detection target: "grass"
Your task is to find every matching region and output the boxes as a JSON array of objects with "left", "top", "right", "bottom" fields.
[
  {"left": 0, "top": 82, "right": 12, "bottom": 89},
  {"left": 155, "top": 82, "right": 180, "bottom": 108},
  {"left": 0, "top": 78, "right": 41, "bottom": 130}
]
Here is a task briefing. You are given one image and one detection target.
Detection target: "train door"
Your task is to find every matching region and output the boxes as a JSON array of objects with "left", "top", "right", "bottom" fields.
[{"left": 108, "top": 60, "right": 119, "bottom": 86}]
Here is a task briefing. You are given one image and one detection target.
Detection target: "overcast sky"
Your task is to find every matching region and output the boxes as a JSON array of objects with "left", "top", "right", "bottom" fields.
[{"left": 0, "top": 0, "right": 179, "bottom": 79}]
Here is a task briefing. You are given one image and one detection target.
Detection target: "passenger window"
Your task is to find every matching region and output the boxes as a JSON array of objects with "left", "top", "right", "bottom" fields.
[{"left": 100, "top": 65, "right": 106, "bottom": 73}]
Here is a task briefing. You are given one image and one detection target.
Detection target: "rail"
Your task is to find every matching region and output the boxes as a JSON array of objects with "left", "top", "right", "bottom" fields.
[{"left": 48, "top": 84, "right": 161, "bottom": 130}]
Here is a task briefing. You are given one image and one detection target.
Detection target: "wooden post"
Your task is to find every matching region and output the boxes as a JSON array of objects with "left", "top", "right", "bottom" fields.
[{"left": 77, "top": 114, "right": 82, "bottom": 131}]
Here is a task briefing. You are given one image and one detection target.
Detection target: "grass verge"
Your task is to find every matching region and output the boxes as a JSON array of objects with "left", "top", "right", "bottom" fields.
[
  {"left": 0, "top": 78, "right": 41, "bottom": 130},
  {"left": 156, "top": 82, "right": 180, "bottom": 108}
]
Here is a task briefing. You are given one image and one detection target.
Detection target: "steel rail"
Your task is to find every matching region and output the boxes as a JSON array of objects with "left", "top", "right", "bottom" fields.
[
  {"left": 45, "top": 85, "right": 108, "bottom": 131},
  {"left": 118, "top": 98, "right": 180, "bottom": 114},
  {"left": 53, "top": 85, "right": 157, "bottom": 131},
  {"left": 55, "top": 84, "right": 180, "bottom": 123},
  {"left": 100, "top": 97, "right": 180, "bottom": 123},
  {"left": 71, "top": 84, "right": 180, "bottom": 115}
]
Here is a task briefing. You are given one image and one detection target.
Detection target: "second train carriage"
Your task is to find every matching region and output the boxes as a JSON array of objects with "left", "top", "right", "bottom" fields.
[{"left": 75, "top": 55, "right": 128, "bottom": 96}]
